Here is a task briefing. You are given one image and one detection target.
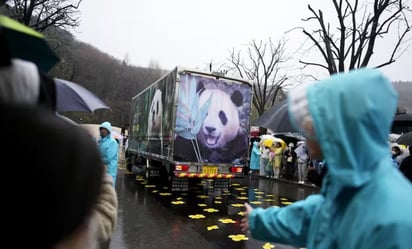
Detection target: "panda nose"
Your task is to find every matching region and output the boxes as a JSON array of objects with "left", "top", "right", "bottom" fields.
[{"left": 205, "top": 126, "right": 215, "bottom": 133}]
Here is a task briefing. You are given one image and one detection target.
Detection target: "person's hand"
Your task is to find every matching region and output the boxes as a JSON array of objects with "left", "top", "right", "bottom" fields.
[{"left": 240, "top": 202, "right": 253, "bottom": 233}]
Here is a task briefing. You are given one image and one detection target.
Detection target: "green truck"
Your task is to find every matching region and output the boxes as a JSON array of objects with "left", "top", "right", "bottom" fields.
[{"left": 125, "top": 66, "right": 253, "bottom": 191}]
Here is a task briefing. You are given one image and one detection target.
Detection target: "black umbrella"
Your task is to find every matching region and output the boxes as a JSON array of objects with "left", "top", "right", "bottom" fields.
[
  {"left": 396, "top": 132, "right": 412, "bottom": 146},
  {"left": 55, "top": 78, "right": 111, "bottom": 113},
  {"left": 253, "top": 100, "right": 299, "bottom": 133}
]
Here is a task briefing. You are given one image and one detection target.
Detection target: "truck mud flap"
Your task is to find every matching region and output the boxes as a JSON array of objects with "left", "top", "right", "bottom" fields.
[
  {"left": 145, "top": 168, "right": 160, "bottom": 179},
  {"left": 171, "top": 177, "right": 189, "bottom": 192},
  {"left": 213, "top": 178, "right": 230, "bottom": 190}
]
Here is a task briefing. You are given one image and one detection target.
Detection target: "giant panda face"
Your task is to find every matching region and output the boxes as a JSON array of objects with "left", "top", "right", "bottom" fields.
[
  {"left": 197, "top": 88, "right": 243, "bottom": 149},
  {"left": 148, "top": 89, "right": 162, "bottom": 133}
]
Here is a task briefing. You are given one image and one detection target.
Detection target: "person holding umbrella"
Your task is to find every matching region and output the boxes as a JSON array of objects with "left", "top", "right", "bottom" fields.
[{"left": 240, "top": 68, "right": 412, "bottom": 249}]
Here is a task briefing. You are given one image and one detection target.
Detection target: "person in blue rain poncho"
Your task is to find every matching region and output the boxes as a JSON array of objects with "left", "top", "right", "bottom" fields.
[
  {"left": 240, "top": 68, "right": 412, "bottom": 249},
  {"left": 249, "top": 141, "right": 261, "bottom": 174},
  {"left": 99, "top": 121, "right": 119, "bottom": 186}
]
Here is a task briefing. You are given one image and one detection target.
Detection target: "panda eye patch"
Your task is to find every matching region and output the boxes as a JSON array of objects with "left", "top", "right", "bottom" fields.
[{"left": 219, "top": 111, "right": 228, "bottom": 125}]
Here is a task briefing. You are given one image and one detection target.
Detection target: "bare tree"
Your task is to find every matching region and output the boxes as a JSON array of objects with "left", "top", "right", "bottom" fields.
[
  {"left": 227, "top": 38, "right": 289, "bottom": 116},
  {"left": 4, "top": 0, "right": 82, "bottom": 31},
  {"left": 300, "top": 0, "right": 411, "bottom": 75}
]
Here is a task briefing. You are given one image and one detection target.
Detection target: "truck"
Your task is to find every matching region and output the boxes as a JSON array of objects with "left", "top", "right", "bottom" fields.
[{"left": 125, "top": 66, "right": 253, "bottom": 191}]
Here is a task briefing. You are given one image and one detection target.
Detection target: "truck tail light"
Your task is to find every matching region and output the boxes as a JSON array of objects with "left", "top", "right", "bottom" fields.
[
  {"left": 230, "top": 166, "right": 243, "bottom": 173},
  {"left": 175, "top": 164, "right": 190, "bottom": 171}
]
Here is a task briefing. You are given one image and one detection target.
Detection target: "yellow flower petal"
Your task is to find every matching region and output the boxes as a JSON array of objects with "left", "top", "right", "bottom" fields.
[
  {"left": 254, "top": 191, "right": 265, "bottom": 195},
  {"left": 219, "top": 218, "right": 236, "bottom": 224},
  {"left": 198, "top": 203, "right": 207, "bottom": 207},
  {"left": 280, "top": 197, "right": 288, "bottom": 201},
  {"left": 207, "top": 225, "right": 219, "bottom": 231},
  {"left": 159, "top": 192, "right": 172, "bottom": 196},
  {"left": 197, "top": 195, "right": 209, "bottom": 199},
  {"left": 171, "top": 201, "right": 185, "bottom": 205},
  {"left": 215, "top": 196, "right": 222, "bottom": 200},
  {"left": 231, "top": 183, "right": 240, "bottom": 186},
  {"left": 228, "top": 234, "right": 249, "bottom": 241},
  {"left": 237, "top": 211, "right": 245, "bottom": 216},
  {"left": 203, "top": 208, "right": 219, "bottom": 213},
  {"left": 263, "top": 242, "right": 275, "bottom": 249},
  {"left": 145, "top": 185, "right": 156, "bottom": 188},
  {"left": 264, "top": 199, "right": 275, "bottom": 202},
  {"left": 250, "top": 201, "right": 262, "bottom": 205},
  {"left": 231, "top": 203, "right": 244, "bottom": 207},
  {"left": 281, "top": 201, "right": 293, "bottom": 205},
  {"left": 176, "top": 197, "right": 183, "bottom": 200},
  {"left": 237, "top": 196, "right": 248, "bottom": 200},
  {"left": 214, "top": 201, "right": 222, "bottom": 204},
  {"left": 152, "top": 190, "right": 158, "bottom": 193},
  {"left": 188, "top": 214, "right": 206, "bottom": 219}
]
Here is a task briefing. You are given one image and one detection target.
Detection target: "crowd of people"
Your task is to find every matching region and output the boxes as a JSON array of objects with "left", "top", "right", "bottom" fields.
[{"left": 249, "top": 135, "right": 411, "bottom": 186}]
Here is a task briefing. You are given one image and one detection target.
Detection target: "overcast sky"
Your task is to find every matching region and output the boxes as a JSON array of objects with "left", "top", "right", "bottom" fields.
[{"left": 75, "top": 0, "right": 412, "bottom": 82}]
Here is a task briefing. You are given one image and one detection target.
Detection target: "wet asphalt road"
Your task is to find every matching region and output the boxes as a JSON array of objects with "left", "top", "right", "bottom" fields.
[{"left": 109, "top": 164, "right": 319, "bottom": 249}]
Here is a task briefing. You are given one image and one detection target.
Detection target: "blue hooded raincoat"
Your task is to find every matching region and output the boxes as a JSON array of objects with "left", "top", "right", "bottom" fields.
[
  {"left": 98, "top": 121, "right": 119, "bottom": 186},
  {"left": 250, "top": 141, "right": 261, "bottom": 170},
  {"left": 248, "top": 68, "right": 412, "bottom": 248}
]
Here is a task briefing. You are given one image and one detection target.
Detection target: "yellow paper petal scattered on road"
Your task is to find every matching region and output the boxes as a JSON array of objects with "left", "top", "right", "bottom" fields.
[
  {"left": 237, "top": 196, "right": 248, "bottom": 200},
  {"left": 240, "top": 192, "right": 247, "bottom": 195},
  {"left": 145, "top": 185, "right": 156, "bottom": 188},
  {"left": 231, "top": 183, "right": 240, "bottom": 186},
  {"left": 171, "top": 201, "right": 185, "bottom": 205},
  {"left": 197, "top": 195, "right": 209, "bottom": 199},
  {"left": 281, "top": 201, "right": 293, "bottom": 205},
  {"left": 207, "top": 225, "right": 219, "bottom": 231},
  {"left": 264, "top": 199, "right": 275, "bottom": 202},
  {"left": 219, "top": 218, "right": 236, "bottom": 224},
  {"left": 280, "top": 197, "right": 288, "bottom": 201},
  {"left": 176, "top": 197, "right": 183, "bottom": 200},
  {"left": 231, "top": 203, "right": 244, "bottom": 207},
  {"left": 159, "top": 192, "right": 172, "bottom": 196},
  {"left": 237, "top": 211, "right": 245, "bottom": 216},
  {"left": 203, "top": 208, "right": 219, "bottom": 213},
  {"left": 214, "top": 201, "right": 222, "bottom": 204},
  {"left": 255, "top": 191, "right": 265, "bottom": 195},
  {"left": 188, "top": 214, "right": 206, "bottom": 219},
  {"left": 228, "top": 234, "right": 249, "bottom": 241},
  {"left": 152, "top": 190, "right": 158, "bottom": 193},
  {"left": 235, "top": 188, "right": 244, "bottom": 191},
  {"left": 263, "top": 242, "right": 275, "bottom": 249},
  {"left": 198, "top": 203, "right": 207, "bottom": 207},
  {"left": 215, "top": 196, "right": 222, "bottom": 200},
  {"left": 250, "top": 201, "right": 262, "bottom": 205},
  {"left": 265, "top": 194, "right": 274, "bottom": 197}
]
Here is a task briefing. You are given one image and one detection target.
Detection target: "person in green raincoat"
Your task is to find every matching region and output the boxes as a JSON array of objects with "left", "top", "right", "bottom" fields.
[{"left": 240, "top": 68, "right": 412, "bottom": 249}]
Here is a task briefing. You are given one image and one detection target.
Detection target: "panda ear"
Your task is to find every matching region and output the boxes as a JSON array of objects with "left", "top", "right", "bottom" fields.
[
  {"left": 231, "top": 90, "right": 243, "bottom": 107},
  {"left": 197, "top": 80, "right": 205, "bottom": 94}
]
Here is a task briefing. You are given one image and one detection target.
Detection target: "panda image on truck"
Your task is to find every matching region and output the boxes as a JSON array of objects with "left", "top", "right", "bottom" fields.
[
  {"left": 126, "top": 67, "right": 252, "bottom": 191},
  {"left": 175, "top": 79, "right": 249, "bottom": 164}
]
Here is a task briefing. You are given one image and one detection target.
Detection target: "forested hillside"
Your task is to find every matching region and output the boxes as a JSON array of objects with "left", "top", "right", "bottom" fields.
[{"left": 45, "top": 28, "right": 166, "bottom": 128}]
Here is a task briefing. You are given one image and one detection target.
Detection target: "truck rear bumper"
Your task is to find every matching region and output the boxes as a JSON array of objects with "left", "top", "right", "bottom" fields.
[{"left": 174, "top": 173, "right": 237, "bottom": 178}]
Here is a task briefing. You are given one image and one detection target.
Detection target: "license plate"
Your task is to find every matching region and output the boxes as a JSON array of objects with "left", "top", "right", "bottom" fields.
[{"left": 202, "top": 166, "right": 218, "bottom": 174}]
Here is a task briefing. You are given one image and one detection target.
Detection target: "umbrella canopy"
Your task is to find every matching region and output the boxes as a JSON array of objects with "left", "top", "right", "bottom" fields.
[
  {"left": 259, "top": 135, "right": 286, "bottom": 149},
  {"left": 0, "top": 15, "right": 60, "bottom": 73},
  {"left": 396, "top": 132, "right": 412, "bottom": 146},
  {"left": 253, "top": 100, "right": 299, "bottom": 133},
  {"left": 55, "top": 78, "right": 110, "bottom": 113}
]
